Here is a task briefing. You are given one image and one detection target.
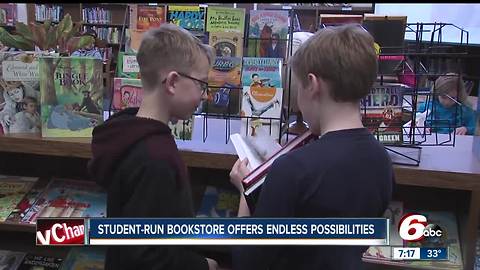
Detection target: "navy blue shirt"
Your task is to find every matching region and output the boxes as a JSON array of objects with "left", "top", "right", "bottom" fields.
[{"left": 234, "top": 128, "right": 394, "bottom": 270}]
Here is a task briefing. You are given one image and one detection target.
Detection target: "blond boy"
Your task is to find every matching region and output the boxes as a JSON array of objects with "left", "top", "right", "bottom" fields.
[{"left": 89, "top": 24, "right": 218, "bottom": 270}]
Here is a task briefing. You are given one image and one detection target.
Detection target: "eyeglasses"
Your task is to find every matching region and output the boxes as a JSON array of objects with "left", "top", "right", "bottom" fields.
[{"left": 162, "top": 72, "right": 209, "bottom": 95}]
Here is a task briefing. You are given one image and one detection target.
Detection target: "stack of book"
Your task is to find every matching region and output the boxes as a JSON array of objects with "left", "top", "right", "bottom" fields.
[{"left": 35, "top": 4, "right": 62, "bottom": 23}]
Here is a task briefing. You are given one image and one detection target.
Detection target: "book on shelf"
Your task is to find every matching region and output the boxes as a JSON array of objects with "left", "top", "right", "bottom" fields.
[
  {"left": 6, "top": 178, "right": 50, "bottom": 224},
  {"left": 35, "top": 4, "right": 62, "bottom": 23},
  {"left": 232, "top": 130, "right": 317, "bottom": 211},
  {"left": 60, "top": 247, "right": 106, "bottom": 270},
  {"left": 167, "top": 5, "right": 205, "bottom": 33},
  {"left": 206, "top": 6, "right": 245, "bottom": 34},
  {"left": 82, "top": 26, "right": 122, "bottom": 44},
  {"left": 0, "top": 4, "right": 17, "bottom": 26},
  {"left": 112, "top": 78, "right": 142, "bottom": 110},
  {"left": 0, "top": 175, "right": 38, "bottom": 222},
  {"left": 209, "top": 32, "right": 243, "bottom": 58},
  {"left": 361, "top": 83, "right": 405, "bottom": 145},
  {"left": 18, "top": 254, "right": 63, "bottom": 270},
  {"left": 203, "top": 56, "right": 242, "bottom": 115},
  {"left": 0, "top": 250, "right": 25, "bottom": 270},
  {"left": 196, "top": 186, "right": 240, "bottom": 218},
  {"left": 0, "top": 51, "right": 48, "bottom": 135},
  {"left": 131, "top": 5, "right": 166, "bottom": 31},
  {"left": 22, "top": 178, "right": 107, "bottom": 224},
  {"left": 115, "top": 52, "right": 140, "bottom": 79},
  {"left": 247, "top": 10, "right": 289, "bottom": 59},
  {"left": 39, "top": 56, "right": 103, "bottom": 138},
  {"left": 82, "top": 7, "right": 112, "bottom": 25},
  {"left": 240, "top": 57, "right": 284, "bottom": 141},
  {"left": 363, "top": 201, "right": 406, "bottom": 266}
]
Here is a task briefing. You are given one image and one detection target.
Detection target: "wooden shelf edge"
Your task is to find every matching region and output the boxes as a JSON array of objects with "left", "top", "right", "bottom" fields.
[{"left": 0, "top": 222, "right": 36, "bottom": 233}]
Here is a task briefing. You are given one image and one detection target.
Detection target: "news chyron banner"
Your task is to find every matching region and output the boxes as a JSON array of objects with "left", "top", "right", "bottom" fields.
[{"left": 36, "top": 218, "right": 388, "bottom": 246}]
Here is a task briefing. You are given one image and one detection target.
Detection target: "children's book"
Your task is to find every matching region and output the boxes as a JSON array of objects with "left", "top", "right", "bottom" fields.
[
  {"left": 18, "top": 254, "right": 63, "bottom": 270},
  {"left": 361, "top": 83, "right": 405, "bottom": 145},
  {"left": 112, "top": 78, "right": 143, "bottom": 110},
  {"left": 22, "top": 178, "right": 106, "bottom": 224},
  {"left": 0, "top": 52, "right": 50, "bottom": 134},
  {"left": 6, "top": 178, "right": 49, "bottom": 224},
  {"left": 135, "top": 5, "right": 166, "bottom": 31},
  {"left": 167, "top": 5, "right": 205, "bottom": 33},
  {"left": 209, "top": 32, "right": 243, "bottom": 58},
  {"left": 247, "top": 10, "right": 288, "bottom": 59},
  {"left": 0, "top": 175, "right": 37, "bottom": 222},
  {"left": 205, "top": 7, "right": 245, "bottom": 34},
  {"left": 39, "top": 56, "right": 103, "bottom": 138},
  {"left": 241, "top": 57, "right": 283, "bottom": 141},
  {"left": 196, "top": 186, "right": 240, "bottom": 218},
  {"left": 0, "top": 250, "right": 26, "bottom": 270},
  {"left": 115, "top": 52, "right": 140, "bottom": 79}
]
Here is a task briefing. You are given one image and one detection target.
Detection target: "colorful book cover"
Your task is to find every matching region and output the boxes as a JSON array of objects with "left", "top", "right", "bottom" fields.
[
  {"left": 136, "top": 5, "right": 166, "bottom": 31},
  {"left": 247, "top": 10, "right": 288, "bottom": 59},
  {"left": 205, "top": 7, "right": 245, "bottom": 33},
  {"left": 39, "top": 56, "right": 103, "bottom": 138},
  {"left": 209, "top": 32, "right": 243, "bottom": 58},
  {"left": 6, "top": 178, "right": 49, "bottom": 224},
  {"left": 196, "top": 186, "right": 239, "bottom": 218},
  {"left": 0, "top": 52, "right": 44, "bottom": 134},
  {"left": 361, "top": 84, "right": 404, "bottom": 145},
  {"left": 22, "top": 178, "right": 106, "bottom": 224},
  {"left": 0, "top": 250, "right": 25, "bottom": 270},
  {"left": 0, "top": 175, "right": 37, "bottom": 222},
  {"left": 18, "top": 254, "right": 63, "bottom": 270},
  {"left": 241, "top": 57, "right": 283, "bottom": 141},
  {"left": 60, "top": 247, "right": 106, "bottom": 270},
  {"left": 168, "top": 117, "right": 194, "bottom": 141},
  {"left": 203, "top": 56, "right": 242, "bottom": 115},
  {"left": 115, "top": 52, "right": 140, "bottom": 79},
  {"left": 167, "top": 5, "right": 205, "bottom": 32},
  {"left": 208, "top": 56, "right": 242, "bottom": 87},
  {"left": 112, "top": 78, "right": 143, "bottom": 110}
]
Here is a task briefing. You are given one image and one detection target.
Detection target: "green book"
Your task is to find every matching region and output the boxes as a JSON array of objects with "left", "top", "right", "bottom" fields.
[{"left": 40, "top": 56, "right": 103, "bottom": 138}]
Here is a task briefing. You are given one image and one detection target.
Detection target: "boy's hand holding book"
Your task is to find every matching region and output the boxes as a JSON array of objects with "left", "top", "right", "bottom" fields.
[{"left": 229, "top": 158, "right": 250, "bottom": 193}]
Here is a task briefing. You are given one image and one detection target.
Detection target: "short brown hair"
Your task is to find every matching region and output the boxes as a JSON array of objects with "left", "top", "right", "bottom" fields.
[
  {"left": 137, "top": 23, "right": 214, "bottom": 90},
  {"left": 290, "top": 24, "right": 378, "bottom": 102}
]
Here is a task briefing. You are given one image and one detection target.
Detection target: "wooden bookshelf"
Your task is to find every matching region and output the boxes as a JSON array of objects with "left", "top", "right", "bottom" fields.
[{"left": 0, "top": 133, "right": 478, "bottom": 268}]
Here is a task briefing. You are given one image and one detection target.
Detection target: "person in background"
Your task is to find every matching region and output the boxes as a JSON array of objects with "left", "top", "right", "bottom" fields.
[
  {"left": 71, "top": 29, "right": 103, "bottom": 60},
  {"left": 418, "top": 73, "right": 477, "bottom": 135}
]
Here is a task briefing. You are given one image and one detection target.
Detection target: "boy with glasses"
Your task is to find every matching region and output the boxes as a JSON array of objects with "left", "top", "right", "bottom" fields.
[{"left": 88, "top": 24, "right": 217, "bottom": 270}]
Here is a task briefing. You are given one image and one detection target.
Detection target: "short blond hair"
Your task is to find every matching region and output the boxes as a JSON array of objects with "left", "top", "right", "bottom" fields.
[
  {"left": 290, "top": 24, "right": 377, "bottom": 102},
  {"left": 137, "top": 23, "right": 215, "bottom": 90},
  {"left": 433, "top": 73, "right": 469, "bottom": 105}
]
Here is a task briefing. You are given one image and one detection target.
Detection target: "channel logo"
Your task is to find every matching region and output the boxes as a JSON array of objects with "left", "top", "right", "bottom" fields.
[
  {"left": 398, "top": 213, "right": 444, "bottom": 242},
  {"left": 36, "top": 218, "right": 85, "bottom": 246}
]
